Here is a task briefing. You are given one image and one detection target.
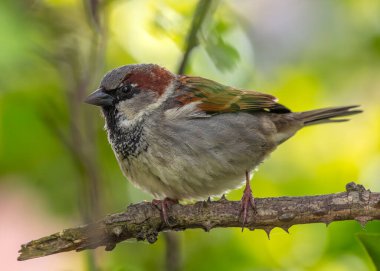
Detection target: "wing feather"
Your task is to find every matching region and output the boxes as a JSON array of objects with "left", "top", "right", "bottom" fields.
[{"left": 177, "top": 76, "right": 290, "bottom": 113}]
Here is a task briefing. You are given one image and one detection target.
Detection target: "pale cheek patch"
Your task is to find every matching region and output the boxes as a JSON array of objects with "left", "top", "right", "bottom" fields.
[
  {"left": 116, "top": 99, "right": 138, "bottom": 119},
  {"left": 116, "top": 91, "right": 159, "bottom": 121}
]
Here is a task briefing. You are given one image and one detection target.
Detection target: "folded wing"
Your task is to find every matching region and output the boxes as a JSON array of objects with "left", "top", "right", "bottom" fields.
[{"left": 177, "top": 76, "right": 290, "bottom": 114}]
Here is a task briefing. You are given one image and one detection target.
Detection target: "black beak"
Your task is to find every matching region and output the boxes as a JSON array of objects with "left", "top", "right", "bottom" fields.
[{"left": 84, "top": 88, "right": 114, "bottom": 107}]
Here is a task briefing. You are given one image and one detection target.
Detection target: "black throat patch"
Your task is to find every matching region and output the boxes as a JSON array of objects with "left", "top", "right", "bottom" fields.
[{"left": 102, "top": 107, "right": 148, "bottom": 159}]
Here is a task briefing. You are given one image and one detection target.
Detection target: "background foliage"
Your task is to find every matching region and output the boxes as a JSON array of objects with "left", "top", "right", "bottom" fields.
[{"left": 1, "top": 0, "right": 380, "bottom": 270}]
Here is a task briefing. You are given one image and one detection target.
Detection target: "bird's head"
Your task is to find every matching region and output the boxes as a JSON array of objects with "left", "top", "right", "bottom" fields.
[{"left": 85, "top": 64, "right": 176, "bottom": 121}]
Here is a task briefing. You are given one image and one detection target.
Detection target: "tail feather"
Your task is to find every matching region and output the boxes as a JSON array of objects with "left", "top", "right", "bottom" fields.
[{"left": 298, "top": 105, "right": 362, "bottom": 126}]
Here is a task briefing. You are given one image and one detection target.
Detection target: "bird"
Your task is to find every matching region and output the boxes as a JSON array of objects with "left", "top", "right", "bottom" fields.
[{"left": 85, "top": 63, "right": 362, "bottom": 226}]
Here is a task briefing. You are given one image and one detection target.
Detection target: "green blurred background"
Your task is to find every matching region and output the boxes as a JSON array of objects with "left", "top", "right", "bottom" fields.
[{"left": 1, "top": 0, "right": 380, "bottom": 270}]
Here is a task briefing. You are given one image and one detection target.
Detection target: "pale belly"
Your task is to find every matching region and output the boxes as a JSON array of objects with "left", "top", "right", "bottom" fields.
[
  {"left": 113, "top": 112, "right": 278, "bottom": 200},
  {"left": 116, "top": 146, "right": 266, "bottom": 200}
]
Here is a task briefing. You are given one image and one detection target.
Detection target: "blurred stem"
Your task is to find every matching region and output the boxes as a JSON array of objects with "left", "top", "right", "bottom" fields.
[
  {"left": 83, "top": 0, "right": 101, "bottom": 33},
  {"left": 40, "top": 1, "right": 107, "bottom": 271},
  {"left": 86, "top": 252, "right": 98, "bottom": 271},
  {"left": 164, "top": 232, "right": 181, "bottom": 271},
  {"left": 177, "top": 0, "right": 219, "bottom": 74},
  {"left": 80, "top": 1, "right": 107, "bottom": 271}
]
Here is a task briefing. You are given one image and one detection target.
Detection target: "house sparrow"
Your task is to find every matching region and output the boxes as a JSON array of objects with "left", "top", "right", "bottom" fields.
[{"left": 85, "top": 64, "right": 361, "bottom": 225}]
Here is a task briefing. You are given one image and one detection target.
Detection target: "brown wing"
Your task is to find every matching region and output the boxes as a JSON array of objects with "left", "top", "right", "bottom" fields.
[{"left": 177, "top": 76, "right": 290, "bottom": 113}]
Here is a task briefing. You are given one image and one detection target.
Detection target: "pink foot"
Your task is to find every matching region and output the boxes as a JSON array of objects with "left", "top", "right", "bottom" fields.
[
  {"left": 240, "top": 171, "right": 256, "bottom": 230},
  {"left": 152, "top": 198, "right": 179, "bottom": 225}
]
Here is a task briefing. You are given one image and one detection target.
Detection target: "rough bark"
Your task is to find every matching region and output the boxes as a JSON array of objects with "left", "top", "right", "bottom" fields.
[{"left": 18, "top": 182, "right": 380, "bottom": 261}]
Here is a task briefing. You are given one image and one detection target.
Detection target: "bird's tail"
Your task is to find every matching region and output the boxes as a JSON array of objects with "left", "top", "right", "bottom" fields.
[{"left": 297, "top": 105, "right": 362, "bottom": 126}]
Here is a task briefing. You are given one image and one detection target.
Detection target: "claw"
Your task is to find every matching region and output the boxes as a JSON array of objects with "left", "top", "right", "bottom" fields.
[
  {"left": 239, "top": 171, "right": 256, "bottom": 231},
  {"left": 152, "top": 198, "right": 178, "bottom": 226}
]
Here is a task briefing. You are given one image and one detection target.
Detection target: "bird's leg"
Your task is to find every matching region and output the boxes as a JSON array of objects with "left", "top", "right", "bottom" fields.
[
  {"left": 240, "top": 171, "right": 256, "bottom": 229},
  {"left": 152, "top": 197, "right": 179, "bottom": 226}
]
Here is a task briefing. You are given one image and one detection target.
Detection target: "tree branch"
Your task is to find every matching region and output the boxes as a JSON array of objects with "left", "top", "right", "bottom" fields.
[{"left": 18, "top": 182, "right": 380, "bottom": 261}]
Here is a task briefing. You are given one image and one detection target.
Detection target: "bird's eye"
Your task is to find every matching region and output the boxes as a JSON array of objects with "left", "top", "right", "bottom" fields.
[
  {"left": 114, "top": 84, "right": 139, "bottom": 101},
  {"left": 122, "top": 85, "right": 131, "bottom": 93}
]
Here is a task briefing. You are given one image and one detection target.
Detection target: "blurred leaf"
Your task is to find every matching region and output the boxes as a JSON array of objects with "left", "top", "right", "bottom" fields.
[
  {"left": 357, "top": 233, "right": 380, "bottom": 269},
  {"left": 205, "top": 34, "right": 240, "bottom": 72},
  {"left": 201, "top": 14, "right": 240, "bottom": 72},
  {"left": 213, "top": 17, "right": 233, "bottom": 34}
]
